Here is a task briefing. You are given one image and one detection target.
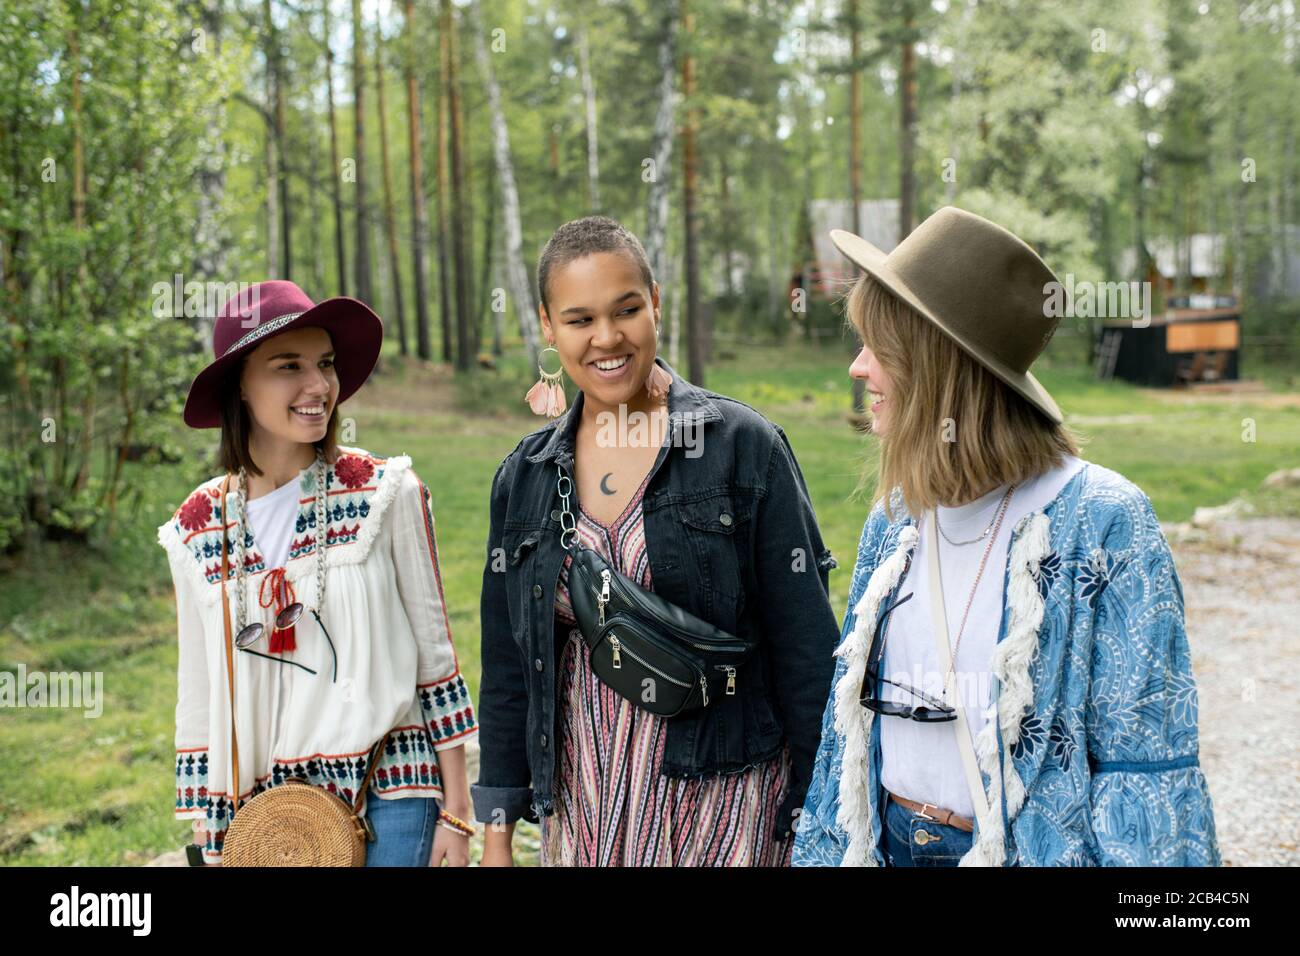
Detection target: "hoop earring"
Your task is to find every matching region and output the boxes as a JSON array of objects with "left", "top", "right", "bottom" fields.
[{"left": 525, "top": 346, "right": 568, "bottom": 418}]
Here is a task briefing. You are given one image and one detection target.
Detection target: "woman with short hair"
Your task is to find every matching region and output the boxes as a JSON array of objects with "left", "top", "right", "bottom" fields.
[{"left": 792, "top": 207, "right": 1220, "bottom": 867}]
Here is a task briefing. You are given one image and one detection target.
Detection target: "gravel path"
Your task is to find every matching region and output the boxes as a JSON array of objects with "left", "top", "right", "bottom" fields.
[{"left": 1166, "top": 516, "right": 1300, "bottom": 866}]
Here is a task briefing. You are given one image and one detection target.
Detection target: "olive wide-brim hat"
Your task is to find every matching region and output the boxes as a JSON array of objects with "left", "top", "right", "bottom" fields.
[
  {"left": 183, "top": 279, "right": 383, "bottom": 429},
  {"left": 831, "top": 205, "right": 1065, "bottom": 425}
]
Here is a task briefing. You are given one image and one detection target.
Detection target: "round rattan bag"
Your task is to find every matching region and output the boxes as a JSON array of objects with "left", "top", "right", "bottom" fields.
[{"left": 222, "top": 778, "right": 377, "bottom": 867}]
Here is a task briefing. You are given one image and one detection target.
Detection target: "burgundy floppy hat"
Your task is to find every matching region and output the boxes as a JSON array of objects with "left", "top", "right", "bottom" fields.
[{"left": 182, "top": 280, "right": 383, "bottom": 429}]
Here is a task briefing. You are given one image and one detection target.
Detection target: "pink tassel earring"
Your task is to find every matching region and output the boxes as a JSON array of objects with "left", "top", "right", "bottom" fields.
[
  {"left": 525, "top": 346, "right": 568, "bottom": 418},
  {"left": 645, "top": 360, "right": 673, "bottom": 404}
]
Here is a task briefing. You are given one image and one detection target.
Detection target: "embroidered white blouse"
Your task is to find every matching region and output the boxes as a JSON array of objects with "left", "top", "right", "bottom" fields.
[{"left": 157, "top": 447, "right": 478, "bottom": 863}]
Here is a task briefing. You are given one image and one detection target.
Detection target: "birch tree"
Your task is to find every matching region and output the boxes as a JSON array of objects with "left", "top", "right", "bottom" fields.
[{"left": 470, "top": 0, "right": 541, "bottom": 368}]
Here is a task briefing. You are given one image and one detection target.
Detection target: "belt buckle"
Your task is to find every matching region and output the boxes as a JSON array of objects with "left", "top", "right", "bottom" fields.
[{"left": 917, "top": 802, "right": 938, "bottom": 822}]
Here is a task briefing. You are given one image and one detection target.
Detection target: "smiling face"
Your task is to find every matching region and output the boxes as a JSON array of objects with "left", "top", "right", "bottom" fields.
[
  {"left": 849, "top": 345, "right": 894, "bottom": 437},
  {"left": 239, "top": 326, "right": 339, "bottom": 448},
  {"left": 540, "top": 251, "right": 661, "bottom": 413}
]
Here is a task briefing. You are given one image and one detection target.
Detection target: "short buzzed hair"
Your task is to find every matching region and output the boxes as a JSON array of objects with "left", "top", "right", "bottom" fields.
[{"left": 536, "top": 215, "right": 654, "bottom": 313}]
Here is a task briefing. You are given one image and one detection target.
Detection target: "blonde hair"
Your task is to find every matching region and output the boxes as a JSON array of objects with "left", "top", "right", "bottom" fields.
[{"left": 846, "top": 274, "right": 1081, "bottom": 520}]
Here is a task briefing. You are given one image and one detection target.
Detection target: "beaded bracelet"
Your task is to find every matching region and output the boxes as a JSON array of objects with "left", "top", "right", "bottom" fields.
[{"left": 437, "top": 809, "right": 476, "bottom": 837}]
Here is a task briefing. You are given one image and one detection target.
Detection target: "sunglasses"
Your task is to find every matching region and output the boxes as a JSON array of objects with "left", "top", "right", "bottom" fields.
[
  {"left": 236, "top": 604, "right": 338, "bottom": 681},
  {"left": 857, "top": 590, "right": 957, "bottom": 722}
]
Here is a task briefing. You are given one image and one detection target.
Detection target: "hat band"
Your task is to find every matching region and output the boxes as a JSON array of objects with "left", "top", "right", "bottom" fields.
[{"left": 223, "top": 310, "right": 308, "bottom": 357}]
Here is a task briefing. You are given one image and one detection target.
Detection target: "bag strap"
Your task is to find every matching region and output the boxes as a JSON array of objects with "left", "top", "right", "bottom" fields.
[
  {"left": 218, "top": 474, "right": 241, "bottom": 820},
  {"left": 353, "top": 731, "right": 390, "bottom": 816},
  {"left": 923, "top": 511, "right": 993, "bottom": 828}
]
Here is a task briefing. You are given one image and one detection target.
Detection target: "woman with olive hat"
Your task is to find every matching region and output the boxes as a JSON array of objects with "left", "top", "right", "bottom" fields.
[
  {"left": 158, "top": 280, "right": 477, "bottom": 866},
  {"left": 792, "top": 207, "right": 1220, "bottom": 867}
]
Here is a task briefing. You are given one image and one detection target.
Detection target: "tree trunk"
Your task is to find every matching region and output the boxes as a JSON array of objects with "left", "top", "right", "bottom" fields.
[
  {"left": 719, "top": 156, "right": 734, "bottom": 300},
  {"left": 375, "top": 24, "right": 408, "bottom": 356},
  {"left": 644, "top": 3, "right": 677, "bottom": 283},
  {"left": 403, "top": 0, "right": 432, "bottom": 360},
  {"left": 578, "top": 24, "right": 600, "bottom": 212},
  {"left": 69, "top": 18, "right": 94, "bottom": 496},
  {"left": 668, "top": 253, "right": 682, "bottom": 368},
  {"left": 681, "top": 0, "right": 704, "bottom": 386},
  {"left": 849, "top": 0, "right": 865, "bottom": 412},
  {"left": 263, "top": 0, "right": 280, "bottom": 277},
  {"left": 442, "top": 0, "right": 471, "bottom": 371},
  {"left": 308, "top": 126, "right": 325, "bottom": 293},
  {"left": 275, "top": 12, "right": 291, "bottom": 280},
  {"left": 352, "top": 0, "right": 373, "bottom": 305},
  {"left": 193, "top": 0, "right": 229, "bottom": 293},
  {"left": 323, "top": 0, "right": 347, "bottom": 295},
  {"left": 849, "top": 0, "right": 863, "bottom": 240},
  {"left": 476, "top": 161, "right": 498, "bottom": 355},
  {"left": 435, "top": 6, "right": 453, "bottom": 361},
  {"left": 899, "top": 7, "right": 918, "bottom": 240},
  {"left": 471, "top": 0, "right": 541, "bottom": 367}
]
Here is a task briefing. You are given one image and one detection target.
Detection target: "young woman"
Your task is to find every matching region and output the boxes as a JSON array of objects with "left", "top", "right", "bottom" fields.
[
  {"left": 158, "top": 280, "right": 477, "bottom": 866},
  {"left": 792, "top": 207, "right": 1220, "bottom": 867},
  {"left": 473, "top": 216, "right": 840, "bottom": 866}
]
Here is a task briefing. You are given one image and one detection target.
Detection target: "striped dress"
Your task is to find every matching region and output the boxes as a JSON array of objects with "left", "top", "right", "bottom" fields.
[{"left": 542, "top": 473, "right": 793, "bottom": 867}]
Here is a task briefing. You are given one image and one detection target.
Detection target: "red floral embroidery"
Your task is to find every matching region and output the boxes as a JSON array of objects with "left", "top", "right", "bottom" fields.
[
  {"left": 178, "top": 491, "right": 213, "bottom": 531},
  {"left": 334, "top": 455, "right": 375, "bottom": 489}
]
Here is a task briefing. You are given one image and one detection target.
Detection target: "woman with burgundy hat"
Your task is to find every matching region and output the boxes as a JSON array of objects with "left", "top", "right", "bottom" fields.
[
  {"left": 792, "top": 207, "right": 1219, "bottom": 867},
  {"left": 158, "top": 280, "right": 477, "bottom": 866}
]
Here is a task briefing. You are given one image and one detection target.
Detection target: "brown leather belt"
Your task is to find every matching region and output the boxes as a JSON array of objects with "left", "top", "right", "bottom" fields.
[{"left": 887, "top": 791, "right": 975, "bottom": 833}]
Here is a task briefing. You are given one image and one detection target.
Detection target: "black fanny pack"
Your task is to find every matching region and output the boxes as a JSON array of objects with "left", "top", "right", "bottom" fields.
[{"left": 557, "top": 465, "right": 756, "bottom": 717}]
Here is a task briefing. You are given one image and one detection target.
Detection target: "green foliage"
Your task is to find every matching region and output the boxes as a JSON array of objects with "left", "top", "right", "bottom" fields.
[{"left": 0, "top": 0, "right": 233, "bottom": 550}]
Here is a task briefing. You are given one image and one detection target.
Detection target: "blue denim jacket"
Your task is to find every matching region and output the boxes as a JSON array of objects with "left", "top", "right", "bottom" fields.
[
  {"left": 472, "top": 359, "right": 840, "bottom": 837},
  {"left": 792, "top": 461, "right": 1221, "bottom": 866}
]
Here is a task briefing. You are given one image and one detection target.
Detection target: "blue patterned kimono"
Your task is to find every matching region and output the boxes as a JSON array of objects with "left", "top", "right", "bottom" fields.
[{"left": 792, "top": 461, "right": 1220, "bottom": 866}]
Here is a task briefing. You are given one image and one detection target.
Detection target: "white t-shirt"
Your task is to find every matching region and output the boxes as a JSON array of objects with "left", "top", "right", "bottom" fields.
[
  {"left": 878, "top": 455, "right": 1085, "bottom": 818},
  {"left": 244, "top": 475, "right": 302, "bottom": 570}
]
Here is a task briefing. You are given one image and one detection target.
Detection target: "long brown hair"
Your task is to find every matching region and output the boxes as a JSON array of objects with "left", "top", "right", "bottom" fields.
[
  {"left": 216, "top": 355, "right": 340, "bottom": 477},
  {"left": 846, "top": 274, "right": 1082, "bottom": 520}
]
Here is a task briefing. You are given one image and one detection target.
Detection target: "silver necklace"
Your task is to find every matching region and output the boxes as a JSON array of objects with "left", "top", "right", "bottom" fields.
[
  {"left": 234, "top": 451, "right": 329, "bottom": 633},
  {"left": 935, "top": 484, "right": 1016, "bottom": 547}
]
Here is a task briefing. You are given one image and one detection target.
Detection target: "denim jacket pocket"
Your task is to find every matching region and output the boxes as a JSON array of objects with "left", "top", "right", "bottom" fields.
[
  {"left": 505, "top": 528, "right": 543, "bottom": 566},
  {"left": 675, "top": 494, "right": 754, "bottom": 613},
  {"left": 502, "top": 529, "right": 544, "bottom": 651}
]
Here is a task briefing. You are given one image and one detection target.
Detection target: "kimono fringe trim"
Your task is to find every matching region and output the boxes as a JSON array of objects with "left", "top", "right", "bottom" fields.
[
  {"left": 960, "top": 510, "right": 1051, "bottom": 867},
  {"left": 156, "top": 452, "right": 412, "bottom": 609},
  {"left": 833, "top": 524, "right": 919, "bottom": 867}
]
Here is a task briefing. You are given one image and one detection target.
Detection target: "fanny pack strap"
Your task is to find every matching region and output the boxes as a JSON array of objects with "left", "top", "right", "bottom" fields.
[{"left": 923, "top": 511, "right": 993, "bottom": 829}]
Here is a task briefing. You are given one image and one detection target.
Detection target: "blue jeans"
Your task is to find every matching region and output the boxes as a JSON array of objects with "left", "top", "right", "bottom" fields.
[
  {"left": 363, "top": 790, "right": 438, "bottom": 867},
  {"left": 881, "top": 795, "right": 973, "bottom": 867}
]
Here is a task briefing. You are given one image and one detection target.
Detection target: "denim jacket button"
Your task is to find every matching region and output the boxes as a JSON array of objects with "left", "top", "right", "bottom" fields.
[
  {"left": 550, "top": 509, "right": 560, "bottom": 521},
  {"left": 534, "top": 658, "right": 544, "bottom": 672},
  {"left": 532, "top": 584, "right": 543, "bottom": 598},
  {"left": 540, "top": 734, "right": 548, "bottom": 748},
  {"left": 719, "top": 512, "right": 733, "bottom": 527}
]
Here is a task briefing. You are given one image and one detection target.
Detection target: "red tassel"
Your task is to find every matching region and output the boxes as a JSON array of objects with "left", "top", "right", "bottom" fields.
[
  {"left": 259, "top": 568, "right": 297, "bottom": 653},
  {"left": 269, "top": 622, "right": 296, "bottom": 654}
]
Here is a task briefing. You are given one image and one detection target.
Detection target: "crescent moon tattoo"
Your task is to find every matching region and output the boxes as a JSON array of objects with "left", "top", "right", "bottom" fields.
[{"left": 599, "top": 472, "right": 617, "bottom": 496}]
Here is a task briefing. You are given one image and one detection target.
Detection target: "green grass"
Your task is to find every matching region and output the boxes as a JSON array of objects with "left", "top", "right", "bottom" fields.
[{"left": 2, "top": 338, "right": 1298, "bottom": 864}]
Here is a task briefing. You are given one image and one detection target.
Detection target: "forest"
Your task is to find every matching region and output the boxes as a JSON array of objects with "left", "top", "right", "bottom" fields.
[{"left": 2, "top": 0, "right": 1298, "bottom": 552}]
